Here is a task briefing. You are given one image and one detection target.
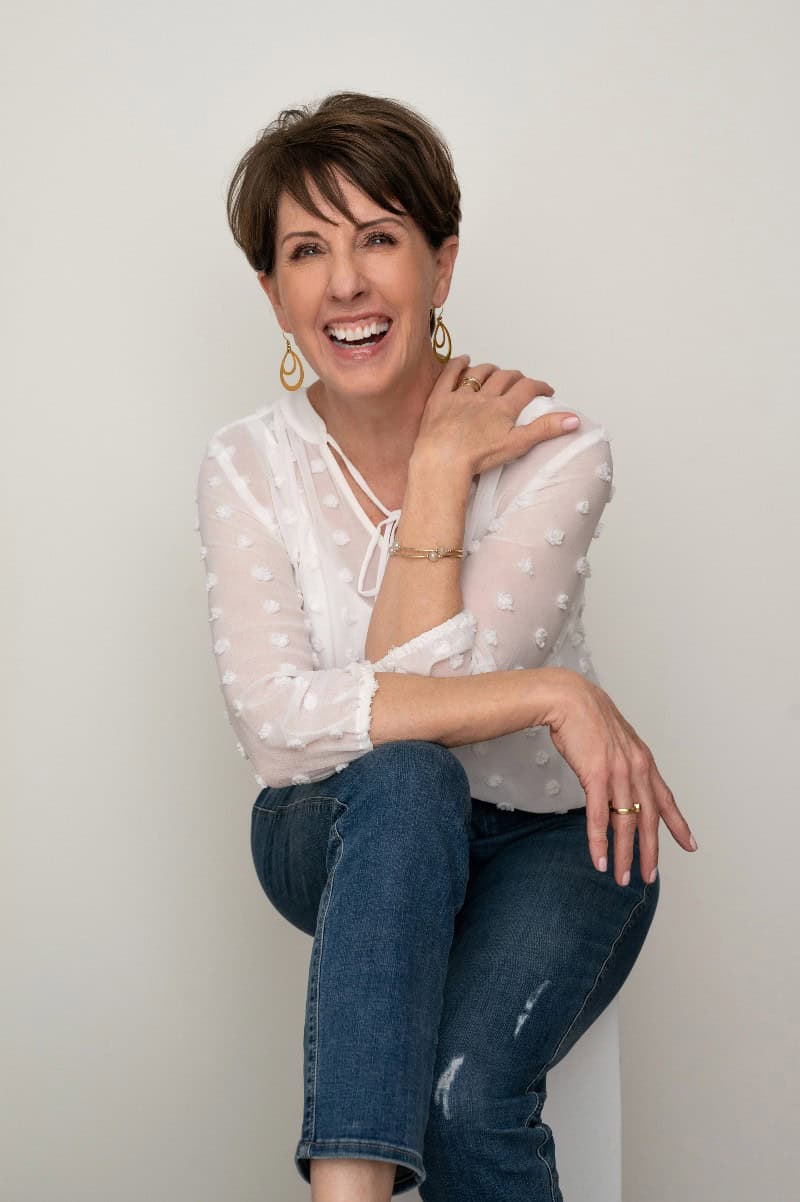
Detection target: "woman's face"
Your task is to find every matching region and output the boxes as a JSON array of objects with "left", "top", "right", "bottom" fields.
[{"left": 258, "top": 170, "right": 458, "bottom": 400}]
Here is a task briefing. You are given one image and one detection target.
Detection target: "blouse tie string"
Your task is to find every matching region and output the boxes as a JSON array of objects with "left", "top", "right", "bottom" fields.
[
  {"left": 324, "top": 432, "right": 402, "bottom": 600},
  {"left": 357, "top": 510, "right": 401, "bottom": 598}
]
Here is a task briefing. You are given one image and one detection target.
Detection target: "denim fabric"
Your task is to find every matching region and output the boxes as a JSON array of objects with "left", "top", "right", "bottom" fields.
[{"left": 250, "top": 739, "right": 660, "bottom": 1200}]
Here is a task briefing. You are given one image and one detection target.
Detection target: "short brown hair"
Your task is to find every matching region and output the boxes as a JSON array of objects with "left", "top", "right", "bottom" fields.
[{"left": 225, "top": 91, "right": 461, "bottom": 281}]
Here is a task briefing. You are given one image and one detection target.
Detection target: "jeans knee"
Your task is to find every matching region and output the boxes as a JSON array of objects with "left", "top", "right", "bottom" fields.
[{"left": 366, "top": 739, "right": 472, "bottom": 822}]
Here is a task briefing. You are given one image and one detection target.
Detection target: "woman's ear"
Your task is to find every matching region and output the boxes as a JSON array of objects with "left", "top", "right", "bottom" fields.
[
  {"left": 432, "top": 236, "right": 459, "bottom": 309},
  {"left": 256, "top": 271, "right": 289, "bottom": 332}
]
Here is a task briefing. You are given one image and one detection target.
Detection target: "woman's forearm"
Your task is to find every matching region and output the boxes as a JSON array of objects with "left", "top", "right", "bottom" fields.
[
  {"left": 369, "top": 666, "right": 566, "bottom": 748},
  {"left": 364, "top": 448, "right": 474, "bottom": 663}
]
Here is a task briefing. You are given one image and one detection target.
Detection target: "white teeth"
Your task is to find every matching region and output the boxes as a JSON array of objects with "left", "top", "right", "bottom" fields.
[{"left": 327, "top": 318, "right": 391, "bottom": 342}]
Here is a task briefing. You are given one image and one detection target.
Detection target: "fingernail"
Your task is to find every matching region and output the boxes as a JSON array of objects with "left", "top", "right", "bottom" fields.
[
  {"left": 689, "top": 834, "right": 699, "bottom": 851},
  {"left": 649, "top": 867, "right": 659, "bottom": 884},
  {"left": 621, "top": 869, "right": 631, "bottom": 887},
  {"left": 598, "top": 856, "right": 607, "bottom": 872},
  {"left": 562, "top": 415, "right": 580, "bottom": 431}
]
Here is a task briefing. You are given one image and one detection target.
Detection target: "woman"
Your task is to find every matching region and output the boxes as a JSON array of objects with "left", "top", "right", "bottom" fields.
[{"left": 195, "top": 92, "right": 697, "bottom": 1201}]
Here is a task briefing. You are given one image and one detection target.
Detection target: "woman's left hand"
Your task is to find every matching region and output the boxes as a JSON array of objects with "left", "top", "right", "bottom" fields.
[{"left": 542, "top": 669, "right": 698, "bottom": 886}]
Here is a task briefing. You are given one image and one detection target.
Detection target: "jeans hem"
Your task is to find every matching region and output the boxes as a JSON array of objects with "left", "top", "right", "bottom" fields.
[{"left": 294, "top": 1137, "right": 425, "bottom": 1194}]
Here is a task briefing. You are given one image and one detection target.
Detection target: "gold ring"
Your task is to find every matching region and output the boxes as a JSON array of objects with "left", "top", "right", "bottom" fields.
[
  {"left": 608, "top": 802, "right": 641, "bottom": 815},
  {"left": 459, "top": 375, "right": 482, "bottom": 392}
]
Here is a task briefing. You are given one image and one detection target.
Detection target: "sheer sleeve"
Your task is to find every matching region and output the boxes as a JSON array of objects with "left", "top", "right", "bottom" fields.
[
  {"left": 195, "top": 427, "right": 379, "bottom": 789},
  {"left": 370, "top": 415, "right": 614, "bottom": 677}
]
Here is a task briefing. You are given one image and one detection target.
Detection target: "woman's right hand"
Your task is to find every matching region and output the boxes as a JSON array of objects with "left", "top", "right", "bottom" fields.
[
  {"left": 542, "top": 669, "right": 698, "bottom": 887},
  {"left": 414, "top": 353, "right": 582, "bottom": 476}
]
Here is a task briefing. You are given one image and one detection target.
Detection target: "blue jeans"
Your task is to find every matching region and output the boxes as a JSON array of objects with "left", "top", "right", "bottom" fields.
[{"left": 250, "top": 739, "right": 660, "bottom": 1200}]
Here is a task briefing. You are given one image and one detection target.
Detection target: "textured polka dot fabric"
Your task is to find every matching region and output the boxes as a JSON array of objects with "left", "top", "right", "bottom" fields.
[{"left": 195, "top": 389, "right": 614, "bottom": 811}]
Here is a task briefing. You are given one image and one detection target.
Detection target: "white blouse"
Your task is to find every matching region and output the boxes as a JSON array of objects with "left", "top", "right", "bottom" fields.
[{"left": 194, "top": 388, "right": 615, "bottom": 814}]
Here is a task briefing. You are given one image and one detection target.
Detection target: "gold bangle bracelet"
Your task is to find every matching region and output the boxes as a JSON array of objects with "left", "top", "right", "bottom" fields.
[{"left": 388, "top": 540, "right": 466, "bottom": 561}]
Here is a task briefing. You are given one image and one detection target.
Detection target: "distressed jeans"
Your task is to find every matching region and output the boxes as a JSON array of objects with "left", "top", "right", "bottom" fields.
[{"left": 250, "top": 739, "right": 660, "bottom": 1200}]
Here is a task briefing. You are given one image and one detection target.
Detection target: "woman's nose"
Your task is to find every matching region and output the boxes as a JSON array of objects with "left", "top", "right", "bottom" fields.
[{"left": 326, "top": 250, "right": 367, "bottom": 300}]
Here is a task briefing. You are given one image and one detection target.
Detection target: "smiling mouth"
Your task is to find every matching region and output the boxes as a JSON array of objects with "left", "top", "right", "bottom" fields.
[{"left": 325, "top": 318, "right": 392, "bottom": 347}]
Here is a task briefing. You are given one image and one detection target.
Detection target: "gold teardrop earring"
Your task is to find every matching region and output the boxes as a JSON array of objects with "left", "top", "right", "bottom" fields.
[
  {"left": 279, "top": 333, "right": 305, "bottom": 391},
  {"left": 431, "top": 306, "right": 452, "bottom": 363}
]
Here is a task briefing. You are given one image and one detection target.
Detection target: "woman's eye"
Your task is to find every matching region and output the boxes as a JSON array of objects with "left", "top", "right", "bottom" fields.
[
  {"left": 366, "top": 231, "right": 396, "bottom": 247},
  {"left": 289, "top": 243, "right": 319, "bottom": 260}
]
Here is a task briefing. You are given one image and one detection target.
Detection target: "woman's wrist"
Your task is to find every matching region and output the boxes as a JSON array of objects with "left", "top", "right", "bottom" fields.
[
  {"left": 408, "top": 441, "right": 475, "bottom": 494},
  {"left": 397, "top": 449, "right": 472, "bottom": 547},
  {"left": 523, "top": 666, "right": 576, "bottom": 729}
]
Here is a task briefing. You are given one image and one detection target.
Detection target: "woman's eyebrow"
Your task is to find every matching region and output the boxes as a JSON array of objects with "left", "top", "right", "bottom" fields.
[{"left": 280, "top": 215, "right": 406, "bottom": 247}]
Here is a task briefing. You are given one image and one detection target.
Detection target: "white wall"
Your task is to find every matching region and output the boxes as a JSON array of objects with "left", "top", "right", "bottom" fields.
[{"left": 3, "top": 1, "right": 798, "bottom": 1199}]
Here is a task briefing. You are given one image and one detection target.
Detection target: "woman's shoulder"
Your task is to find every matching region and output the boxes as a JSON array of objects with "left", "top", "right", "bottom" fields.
[
  {"left": 204, "top": 397, "right": 283, "bottom": 457},
  {"left": 196, "top": 399, "right": 288, "bottom": 522},
  {"left": 514, "top": 395, "right": 613, "bottom": 476},
  {"left": 492, "top": 394, "right": 614, "bottom": 509},
  {"left": 515, "top": 394, "right": 612, "bottom": 444}
]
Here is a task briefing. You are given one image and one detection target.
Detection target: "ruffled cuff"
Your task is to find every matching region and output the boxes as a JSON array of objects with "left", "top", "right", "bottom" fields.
[
  {"left": 348, "top": 659, "right": 380, "bottom": 751},
  {"left": 370, "top": 609, "right": 478, "bottom": 676}
]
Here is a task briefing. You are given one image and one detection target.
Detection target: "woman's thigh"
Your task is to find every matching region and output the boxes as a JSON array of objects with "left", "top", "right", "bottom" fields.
[{"left": 425, "top": 806, "right": 660, "bottom": 1116}]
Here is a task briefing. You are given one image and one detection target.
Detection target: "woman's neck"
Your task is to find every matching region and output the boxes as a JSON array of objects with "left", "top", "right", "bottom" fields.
[{"left": 307, "top": 351, "right": 446, "bottom": 474}]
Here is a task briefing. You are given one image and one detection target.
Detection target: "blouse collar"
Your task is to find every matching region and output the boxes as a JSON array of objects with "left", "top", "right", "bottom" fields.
[{"left": 279, "top": 388, "right": 328, "bottom": 444}]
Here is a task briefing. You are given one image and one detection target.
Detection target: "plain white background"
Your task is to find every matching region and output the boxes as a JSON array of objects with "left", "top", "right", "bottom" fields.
[{"left": 3, "top": 1, "right": 798, "bottom": 1199}]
